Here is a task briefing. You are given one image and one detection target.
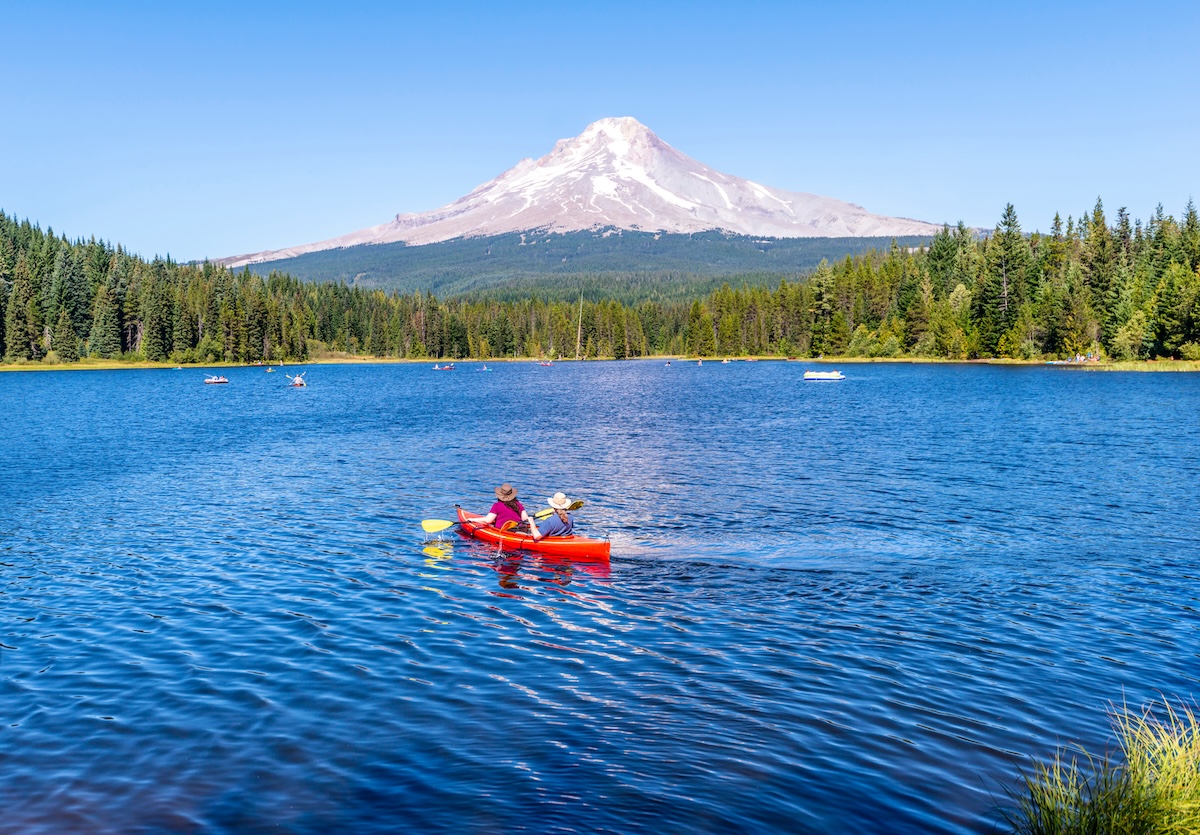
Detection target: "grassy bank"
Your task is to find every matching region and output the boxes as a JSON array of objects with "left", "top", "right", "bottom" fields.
[
  {"left": 1003, "top": 699, "right": 1200, "bottom": 834},
  {"left": 0, "top": 357, "right": 182, "bottom": 372},
  {"left": 809, "top": 356, "right": 1200, "bottom": 371},
  {"left": 1082, "top": 359, "right": 1200, "bottom": 372},
  {"left": 0, "top": 354, "right": 438, "bottom": 372},
  {"left": 5, "top": 355, "right": 1200, "bottom": 373}
]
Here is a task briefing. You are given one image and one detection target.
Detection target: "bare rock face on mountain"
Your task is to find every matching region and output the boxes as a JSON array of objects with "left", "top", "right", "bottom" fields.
[{"left": 222, "top": 117, "right": 944, "bottom": 267}]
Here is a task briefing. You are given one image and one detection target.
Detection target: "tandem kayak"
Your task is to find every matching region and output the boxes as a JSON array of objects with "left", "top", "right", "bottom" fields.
[{"left": 456, "top": 507, "right": 610, "bottom": 559}]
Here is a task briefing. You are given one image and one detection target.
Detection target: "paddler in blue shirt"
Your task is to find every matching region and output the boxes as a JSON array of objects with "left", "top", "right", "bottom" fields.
[{"left": 530, "top": 492, "right": 575, "bottom": 540}]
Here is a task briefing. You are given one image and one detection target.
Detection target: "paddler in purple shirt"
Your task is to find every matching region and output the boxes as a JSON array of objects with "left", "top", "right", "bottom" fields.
[
  {"left": 530, "top": 492, "right": 575, "bottom": 540},
  {"left": 466, "top": 483, "right": 530, "bottom": 530}
]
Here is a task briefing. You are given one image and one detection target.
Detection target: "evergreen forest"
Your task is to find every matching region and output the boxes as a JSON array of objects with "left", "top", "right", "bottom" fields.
[
  {"left": 244, "top": 228, "right": 931, "bottom": 298},
  {"left": 1, "top": 199, "right": 1198, "bottom": 365}
]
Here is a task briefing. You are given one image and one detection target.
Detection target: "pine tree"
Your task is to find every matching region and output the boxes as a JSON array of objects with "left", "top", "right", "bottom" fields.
[
  {"left": 612, "top": 306, "right": 627, "bottom": 359},
  {"left": 30, "top": 233, "right": 57, "bottom": 307},
  {"left": 45, "top": 245, "right": 71, "bottom": 328},
  {"left": 808, "top": 259, "right": 837, "bottom": 356},
  {"left": 694, "top": 311, "right": 717, "bottom": 356},
  {"left": 142, "top": 283, "right": 170, "bottom": 362},
  {"left": 717, "top": 312, "right": 740, "bottom": 355},
  {"left": 1181, "top": 198, "right": 1200, "bottom": 271},
  {"left": 1115, "top": 207, "right": 1134, "bottom": 264},
  {"left": 1039, "top": 213, "right": 1068, "bottom": 281},
  {"left": 925, "top": 226, "right": 957, "bottom": 298},
  {"left": 0, "top": 237, "right": 12, "bottom": 355},
  {"left": 1081, "top": 198, "right": 1118, "bottom": 347},
  {"left": 53, "top": 308, "right": 79, "bottom": 361},
  {"left": 66, "top": 249, "right": 90, "bottom": 338},
  {"left": 975, "top": 205, "right": 1032, "bottom": 356},
  {"left": 89, "top": 285, "right": 122, "bottom": 358},
  {"left": 172, "top": 289, "right": 198, "bottom": 356},
  {"left": 685, "top": 300, "right": 703, "bottom": 354},
  {"left": 5, "top": 254, "right": 36, "bottom": 360}
]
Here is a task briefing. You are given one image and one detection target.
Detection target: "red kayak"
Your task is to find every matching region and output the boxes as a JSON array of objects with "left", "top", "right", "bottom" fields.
[{"left": 456, "top": 507, "right": 610, "bottom": 559}]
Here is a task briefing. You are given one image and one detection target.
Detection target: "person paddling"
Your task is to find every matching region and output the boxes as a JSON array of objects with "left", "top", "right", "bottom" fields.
[
  {"left": 530, "top": 492, "right": 575, "bottom": 540},
  {"left": 465, "top": 483, "right": 530, "bottom": 531}
]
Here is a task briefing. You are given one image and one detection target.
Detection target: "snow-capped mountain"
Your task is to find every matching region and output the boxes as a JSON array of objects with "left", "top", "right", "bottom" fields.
[{"left": 221, "top": 117, "right": 944, "bottom": 268}]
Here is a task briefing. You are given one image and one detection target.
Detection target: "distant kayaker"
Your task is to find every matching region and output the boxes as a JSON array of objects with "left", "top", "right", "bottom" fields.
[
  {"left": 530, "top": 492, "right": 575, "bottom": 540},
  {"left": 465, "top": 483, "right": 530, "bottom": 530}
]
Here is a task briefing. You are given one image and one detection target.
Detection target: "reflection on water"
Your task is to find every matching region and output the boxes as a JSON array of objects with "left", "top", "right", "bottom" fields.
[
  {"left": 1, "top": 361, "right": 1199, "bottom": 834},
  {"left": 490, "top": 549, "right": 612, "bottom": 591}
]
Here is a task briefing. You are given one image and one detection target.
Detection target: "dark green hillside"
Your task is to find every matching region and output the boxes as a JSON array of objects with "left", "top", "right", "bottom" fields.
[{"left": 242, "top": 229, "right": 935, "bottom": 299}]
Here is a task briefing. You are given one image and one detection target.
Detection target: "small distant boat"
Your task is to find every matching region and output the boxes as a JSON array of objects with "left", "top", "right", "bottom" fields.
[
  {"left": 476, "top": 364, "right": 492, "bottom": 372},
  {"left": 539, "top": 361, "right": 553, "bottom": 367},
  {"left": 204, "top": 375, "right": 228, "bottom": 384},
  {"left": 804, "top": 370, "right": 845, "bottom": 381},
  {"left": 266, "top": 367, "right": 274, "bottom": 373},
  {"left": 286, "top": 372, "right": 307, "bottom": 388},
  {"left": 721, "top": 358, "right": 730, "bottom": 364},
  {"left": 433, "top": 363, "right": 456, "bottom": 371}
]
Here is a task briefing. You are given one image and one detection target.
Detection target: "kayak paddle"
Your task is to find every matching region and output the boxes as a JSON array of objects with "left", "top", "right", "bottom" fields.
[
  {"left": 533, "top": 499, "right": 585, "bottom": 519},
  {"left": 421, "top": 519, "right": 454, "bottom": 543}
]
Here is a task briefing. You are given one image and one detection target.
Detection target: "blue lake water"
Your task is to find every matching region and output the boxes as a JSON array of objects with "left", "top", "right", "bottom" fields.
[{"left": 2, "top": 360, "right": 1198, "bottom": 833}]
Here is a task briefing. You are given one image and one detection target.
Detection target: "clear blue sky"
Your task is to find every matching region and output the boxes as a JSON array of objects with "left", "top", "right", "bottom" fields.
[{"left": 2, "top": 0, "right": 1197, "bottom": 261}]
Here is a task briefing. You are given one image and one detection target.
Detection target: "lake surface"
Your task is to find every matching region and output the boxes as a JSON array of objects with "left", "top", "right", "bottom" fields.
[{"left": 2, "top": 360, "right": 1198, "bottom": 833}]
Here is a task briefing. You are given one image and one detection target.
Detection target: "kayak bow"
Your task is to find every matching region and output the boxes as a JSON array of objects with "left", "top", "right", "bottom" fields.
[{"left": 456, "top": 507, "right": 610, "bottom": 559}]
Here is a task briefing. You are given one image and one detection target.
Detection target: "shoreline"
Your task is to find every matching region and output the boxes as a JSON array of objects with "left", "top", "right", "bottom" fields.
[{"left": 3, "top": 355, "right": 1199, "bottom": 373}]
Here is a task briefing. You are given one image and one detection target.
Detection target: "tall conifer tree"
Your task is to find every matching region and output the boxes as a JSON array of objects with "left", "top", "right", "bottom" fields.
[
  {"left": 89, "top": 285, "right": 122, "bottom": 358},
  {"left": 5, "top": 253, "right": 37, "bottom": 360},
  {"left": 975, "top": 204, "right": 1031, "bottom": 356},
  {"left": 1181, "top": 198, "right": 1200, "bottom": 271},
  {"left": 0, "top": 237, "right": 12, "bottom": 355},
  {"left": 53, "top": 308, "right": 79, "bottom": 361}
]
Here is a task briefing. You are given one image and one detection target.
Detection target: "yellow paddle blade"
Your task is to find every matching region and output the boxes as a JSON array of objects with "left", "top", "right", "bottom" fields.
[
  {"left": 534, "top": 499, "right": 585, "bottom": 519},
  {"left": 421, "top": 519, "right": 454, "bottom": 533}
]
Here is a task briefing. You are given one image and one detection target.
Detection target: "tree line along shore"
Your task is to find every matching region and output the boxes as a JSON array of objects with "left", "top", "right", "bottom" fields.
[{"left": 1, "top": 200, "right": 1198, "bottom": 367}]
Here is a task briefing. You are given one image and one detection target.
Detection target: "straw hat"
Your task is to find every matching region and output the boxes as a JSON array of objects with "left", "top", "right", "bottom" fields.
[
  {"left": 547, "top": 492, "right": 572, "bottom": 510},
  {"left": 495, "top": 483, "right": 518, "bottom": 502}
]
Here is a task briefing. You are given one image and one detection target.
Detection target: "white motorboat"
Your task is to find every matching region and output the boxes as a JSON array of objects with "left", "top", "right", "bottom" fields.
[{"left": 803, "top": 370, "right": 845, "bottom": 381}]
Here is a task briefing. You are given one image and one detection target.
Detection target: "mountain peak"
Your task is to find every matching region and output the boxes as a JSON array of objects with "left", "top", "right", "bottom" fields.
[
  {"left": 578, "top": 116, "right": 656, "bottom": 144},
  {"left": 545, "top": 115, "right": 665, "bottom": 168},
  {"left": 220, "top": 119, "right": 946, "bottom": 268}
]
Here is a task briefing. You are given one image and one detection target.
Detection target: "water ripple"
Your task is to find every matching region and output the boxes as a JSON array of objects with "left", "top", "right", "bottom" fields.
[{"left": 2, "top": 363, "right": 1199, "bottom": 833}]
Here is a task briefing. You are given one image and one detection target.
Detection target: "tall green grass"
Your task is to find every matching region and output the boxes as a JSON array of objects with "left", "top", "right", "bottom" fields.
[{"left": 1004, "top": 699, "right": 1200, "bottom": 835}]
